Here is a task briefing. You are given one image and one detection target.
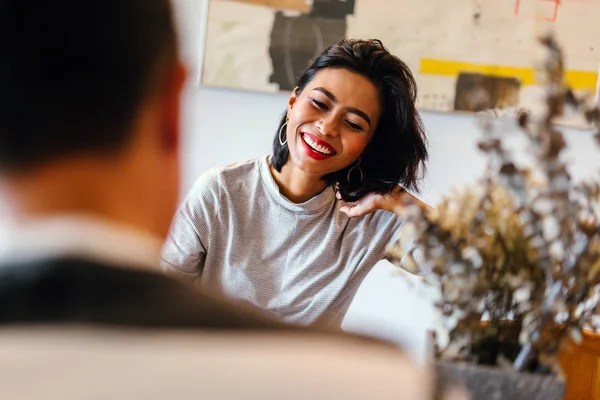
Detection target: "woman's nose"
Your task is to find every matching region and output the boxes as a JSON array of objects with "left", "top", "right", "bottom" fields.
[{"left": 317, "top": 116, "right": 340, "bottom": 137}]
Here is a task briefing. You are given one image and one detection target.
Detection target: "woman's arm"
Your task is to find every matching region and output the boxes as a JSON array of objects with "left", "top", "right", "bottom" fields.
[{"left": 161, "top": 171, "right": 220, "bottom": 284}]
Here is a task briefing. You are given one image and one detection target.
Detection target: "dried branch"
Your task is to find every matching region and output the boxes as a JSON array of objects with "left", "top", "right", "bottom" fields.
[{"left": 386, "top": 33, "right": 600, "bottom": 372}]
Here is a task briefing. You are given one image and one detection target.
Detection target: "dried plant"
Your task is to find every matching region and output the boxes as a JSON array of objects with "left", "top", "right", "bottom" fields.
[{"left": 386, "top": 33, "right": 600, "bottom": 372}]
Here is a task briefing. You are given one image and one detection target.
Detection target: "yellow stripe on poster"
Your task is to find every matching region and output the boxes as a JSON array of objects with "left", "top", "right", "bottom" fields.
[{"left": 420, "top": 58, "right": 598, "bottom": 91}]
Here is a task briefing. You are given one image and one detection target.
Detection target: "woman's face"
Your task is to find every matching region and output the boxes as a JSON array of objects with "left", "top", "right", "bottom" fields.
[{"left": 285, "top": 68, "right": 381, "bottom": 178}]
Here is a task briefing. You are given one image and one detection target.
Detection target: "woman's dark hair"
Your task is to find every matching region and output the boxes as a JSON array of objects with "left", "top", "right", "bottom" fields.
[{"left": 271, "top": 38, "right": 428, "bottom": 202}]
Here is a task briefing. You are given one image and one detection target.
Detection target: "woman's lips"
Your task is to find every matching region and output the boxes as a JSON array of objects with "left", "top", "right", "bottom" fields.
[
  {"left": 300, "top": 132, "right": 336, "bottom": 160},
  {"left": 301, "top": 132, "right": 336, "bottom": 155}
]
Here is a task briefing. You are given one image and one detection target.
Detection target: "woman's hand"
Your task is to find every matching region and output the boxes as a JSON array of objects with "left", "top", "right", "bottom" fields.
[{"left": 337, "top": 187, "right": 430, "bottom": 218}]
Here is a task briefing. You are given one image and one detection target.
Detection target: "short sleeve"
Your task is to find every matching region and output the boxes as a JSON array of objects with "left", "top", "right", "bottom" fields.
[{"left": 160, "top": 169, "right": 221, "bottom": 284}]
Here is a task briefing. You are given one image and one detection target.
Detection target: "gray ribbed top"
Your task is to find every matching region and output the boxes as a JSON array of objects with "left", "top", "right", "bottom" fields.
[{"left": 161, "top": 156, "right": 403, "bottom": 326}]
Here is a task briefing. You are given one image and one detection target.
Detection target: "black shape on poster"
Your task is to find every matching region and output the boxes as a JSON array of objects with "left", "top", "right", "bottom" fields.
[
  {"left": 454, "top": 72, "right": 521, "bottom": 112},
  {"left": 309, "top": 0, "right": 355, "bottom": 19},
  {"left": 269, "top": 11, "right": 347, "bottom": 90}
]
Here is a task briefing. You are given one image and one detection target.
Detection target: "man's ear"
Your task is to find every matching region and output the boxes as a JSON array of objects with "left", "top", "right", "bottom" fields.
[
  {"left": 161, "top": 62, "right": 188, "bottom": 152},
  {"left": 287, "top": 86, "right": 299, "bottom": 115}
]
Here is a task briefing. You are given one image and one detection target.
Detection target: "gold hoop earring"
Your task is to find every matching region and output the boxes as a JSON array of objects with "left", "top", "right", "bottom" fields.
[
  {"left": 278, "top": 122, "right": 288, "bottom": 146},
  {"left": 347, "top": 159, "right": 364, "bottom": 184}
]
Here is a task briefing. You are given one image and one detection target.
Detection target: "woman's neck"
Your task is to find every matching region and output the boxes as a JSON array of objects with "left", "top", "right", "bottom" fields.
[{"left": 269, "top": 161, "right": 328, "bottom": 204}]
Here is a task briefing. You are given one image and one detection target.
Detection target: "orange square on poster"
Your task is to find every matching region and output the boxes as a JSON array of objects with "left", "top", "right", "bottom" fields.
[
  {"left": 514, "top": 0, "right": 560, "bottom": 22},
  {"left": 218, "top": 0, "right": 312, "bottom": 13}
]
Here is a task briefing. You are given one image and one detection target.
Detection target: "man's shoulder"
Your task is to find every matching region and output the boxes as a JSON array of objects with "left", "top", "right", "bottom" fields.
[{"left": 0, "top": 257, "right": 287, "bottom": 331}]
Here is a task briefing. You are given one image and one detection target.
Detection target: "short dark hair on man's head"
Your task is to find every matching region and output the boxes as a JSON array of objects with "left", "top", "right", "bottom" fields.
[
  {"left": 272, "top": 38, "right": 429, "bottom": 202},
  {"left": 0, "top": 0, "right": 177, "bottom": 171}
]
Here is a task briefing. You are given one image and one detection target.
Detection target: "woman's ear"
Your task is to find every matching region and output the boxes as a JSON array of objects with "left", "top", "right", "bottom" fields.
[{"left": 287, "top": 87, "right": 299, "bottom": 114}]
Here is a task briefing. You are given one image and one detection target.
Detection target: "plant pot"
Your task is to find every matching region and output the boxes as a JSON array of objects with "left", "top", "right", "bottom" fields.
[
  {"left": 435, "top": 360, "right": 565, "bottom": 400},
  {"left": 558, "top": 330, "right": 600, "bottom": 400}
]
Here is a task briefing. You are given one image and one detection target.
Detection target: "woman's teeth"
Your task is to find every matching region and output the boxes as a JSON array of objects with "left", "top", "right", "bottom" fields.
[{"left": 303, "top": 134, "right": 333, "bottom": 155}]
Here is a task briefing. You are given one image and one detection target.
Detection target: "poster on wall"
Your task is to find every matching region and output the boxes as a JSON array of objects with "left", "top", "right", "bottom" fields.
[{"left": 201, "top": 0, "right": 600, "bottom": 128}]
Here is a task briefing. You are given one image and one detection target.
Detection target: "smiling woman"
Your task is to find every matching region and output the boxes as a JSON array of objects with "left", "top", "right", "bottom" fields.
[
  {"left": 272, "top": 39, "right": 428, "bottom": 207},
  {"left": 161, "top": 39, "right": 430, "bottom": 327},
  {"left": 273, "top": 68, "right": 380, "bottom": 203}
]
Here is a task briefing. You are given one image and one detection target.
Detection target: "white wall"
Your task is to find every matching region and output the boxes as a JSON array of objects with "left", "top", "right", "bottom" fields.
[{"left": 173, "top": 0, "right": 600, "bottom": 361}]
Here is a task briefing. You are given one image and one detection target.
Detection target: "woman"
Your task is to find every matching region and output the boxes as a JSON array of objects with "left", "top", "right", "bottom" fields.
[{"left": 162, "top": 38, "right": 429, "bottom": 327}]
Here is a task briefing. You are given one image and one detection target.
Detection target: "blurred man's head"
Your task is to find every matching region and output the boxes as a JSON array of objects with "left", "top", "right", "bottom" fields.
[{"left": 0, "top": 0, "right": 186, "bottom": 238}]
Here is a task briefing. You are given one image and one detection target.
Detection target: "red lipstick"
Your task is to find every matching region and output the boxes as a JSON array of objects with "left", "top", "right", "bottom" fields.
[{"left": 300, "top": 132, "right": 336, "bottom": 161}]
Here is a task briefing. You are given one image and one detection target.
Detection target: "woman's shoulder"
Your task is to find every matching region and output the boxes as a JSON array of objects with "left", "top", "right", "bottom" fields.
[
  {"left": 192, "top": 157, "right": 267, "bottom": 191},
  {"left": 334, "top": 204, "right": 404, "bottom": 246},
  {"left": 218, "top": 157, "right": 266, "bottom": 178},
  {"left": 362, "top": 208, "right": 404, "bottom": 231}
]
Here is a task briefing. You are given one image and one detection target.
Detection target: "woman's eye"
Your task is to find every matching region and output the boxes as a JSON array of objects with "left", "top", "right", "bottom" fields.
[
  {"left": 311, "top": 99, "right": 327, "bottom": 110},
  {"left": 347, "top": 121, "right": 363, "bottom": 131}
]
